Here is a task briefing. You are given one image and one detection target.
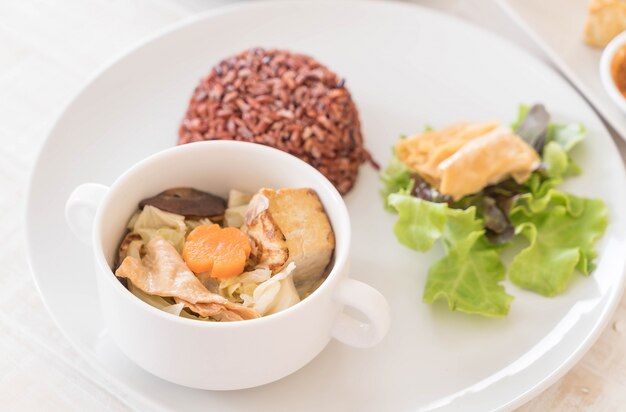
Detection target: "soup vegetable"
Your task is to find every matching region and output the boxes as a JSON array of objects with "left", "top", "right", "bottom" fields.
[
  {"left": 381, "top": 104, "right": 608, "bottom": 317},
  {"left": 114, "top": 187, "right": 335, "bottom": 322}
]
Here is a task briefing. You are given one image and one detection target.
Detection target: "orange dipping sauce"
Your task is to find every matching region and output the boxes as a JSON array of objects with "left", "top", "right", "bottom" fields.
[{"left": 611, "top": 44, "right": 626, "bottom": 98}]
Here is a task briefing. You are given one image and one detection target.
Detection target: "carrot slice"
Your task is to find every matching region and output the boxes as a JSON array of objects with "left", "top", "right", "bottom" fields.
[{"left": 182, "top": 224, "right": 251, "bottom": 279}]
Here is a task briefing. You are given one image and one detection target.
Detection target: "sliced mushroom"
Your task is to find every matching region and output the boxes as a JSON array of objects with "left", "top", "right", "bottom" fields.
[{"left": 139, "top": 187, "right": 226, "bottom": 219}]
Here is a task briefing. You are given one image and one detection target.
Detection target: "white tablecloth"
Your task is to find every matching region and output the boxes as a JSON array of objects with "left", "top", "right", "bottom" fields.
[{"left": 1, "top": 1, "right": 624, "bottom": 410}]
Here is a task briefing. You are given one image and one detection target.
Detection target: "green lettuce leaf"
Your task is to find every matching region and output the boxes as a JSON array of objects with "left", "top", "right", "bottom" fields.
[
  {"left": 380, "top": 155, "right": 412, "bottom": 211},
  {"left": 389, "top": 193, "right": 513, "bottom": 316},
  {"left": 512, "top": 103, "right": 586, "bottom": 153},
  {"left": 543, "top": 141, "right": 569, "bottom": 180},
  {"left": 509, "top": 190, "right": 608, "bottom": 296},
  {"left": 548, "top": 122, "right": 586, "bottom": 152},
  {"left": 388, "top": 193, "right": 447, "bottom": 251},
  {"left": 424, "top": 239, "right": 512, "bottom": 317},
  {"left": 524, "top": 117, "right": 587, "bottom": 198},
  {"left": 510, "top": 110, "right": 605, "bottom": 296},
  {"left": 511, "top": 104, "right": 532, "bottom": 130},
  {"left": 544, "top": 123, "right": 586, "bottom": 178}
]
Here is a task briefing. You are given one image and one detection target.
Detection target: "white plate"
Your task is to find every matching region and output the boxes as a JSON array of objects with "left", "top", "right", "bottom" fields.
[
  {"left": 25, "top": 1, "right": 626, "bottom": 411},
  {"left": 497, "top": 0, "right": 626, "bottom": 143}
]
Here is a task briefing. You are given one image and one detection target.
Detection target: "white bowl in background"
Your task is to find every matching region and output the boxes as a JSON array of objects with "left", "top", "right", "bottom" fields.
[{"left": 600, "top": 30, "right": 626, "bottom": 115}]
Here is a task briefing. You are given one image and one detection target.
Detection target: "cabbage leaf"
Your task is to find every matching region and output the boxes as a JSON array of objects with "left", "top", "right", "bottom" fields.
[
  {"left": 251, "top": 263, "right": 300, "bottom": 316},
  {"left": 131, "top": 205, "right": 187, "bottom": 253}
]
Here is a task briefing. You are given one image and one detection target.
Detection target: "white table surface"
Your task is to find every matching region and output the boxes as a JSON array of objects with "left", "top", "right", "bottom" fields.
[{"left": 2, "top": 0, "right": 625, "bottom": 411}]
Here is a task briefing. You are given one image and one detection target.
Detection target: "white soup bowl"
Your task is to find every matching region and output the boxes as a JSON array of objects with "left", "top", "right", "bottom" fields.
[{"left": 64, "top": 141, "right": 390, "bottom": 390}]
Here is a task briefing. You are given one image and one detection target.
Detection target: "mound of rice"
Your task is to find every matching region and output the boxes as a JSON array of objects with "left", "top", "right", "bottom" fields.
[{"left": 178, "top": 48, "right": 375, "bottom": 194}]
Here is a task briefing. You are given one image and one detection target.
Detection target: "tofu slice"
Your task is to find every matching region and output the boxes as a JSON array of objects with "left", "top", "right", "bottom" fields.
[
  {"left": 437, "top": 127, "right": 540, "bottom": 200},
  {"left": 395, "top": 123, "right": 540, "bottom": 200},
  {"left": 245, "top": 188, "right": 335, "bottom": 295},
  {"left": 395, "top": 121, "right": 499, "bottom": 187}
]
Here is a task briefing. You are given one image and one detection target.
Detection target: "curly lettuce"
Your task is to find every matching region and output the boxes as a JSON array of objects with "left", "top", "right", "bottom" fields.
[
  {"left": 380, "top": 155, "right": 412, "bottom": 211},
  {"left": 509, "top": 190, "right": 607, "bottom": 296},
  {"left": 389, "top": 194, "right": 512, "bottom": 316},
  {"left": 383, "top": 104, "right": 607, "bottom": 317}
]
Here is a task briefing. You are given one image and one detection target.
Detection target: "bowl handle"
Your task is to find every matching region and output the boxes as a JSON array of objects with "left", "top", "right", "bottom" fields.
[
  {"left": 65, "top": 183, "right": 109, "bottom": 245},
  {"left": 331, "top": 278, "right": 390, "bottom": 348}
]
